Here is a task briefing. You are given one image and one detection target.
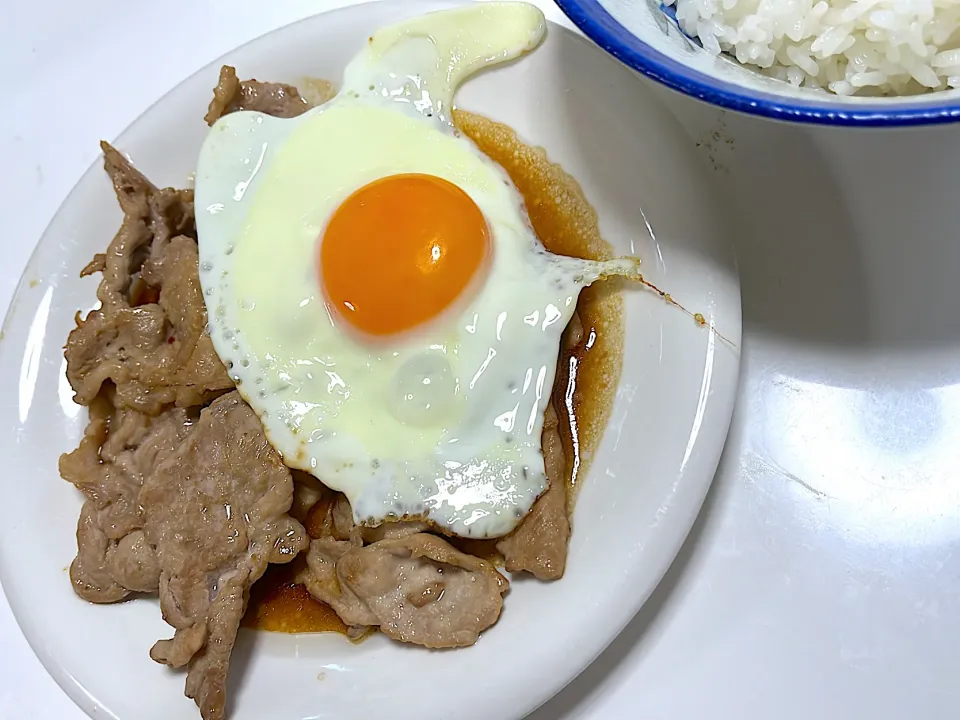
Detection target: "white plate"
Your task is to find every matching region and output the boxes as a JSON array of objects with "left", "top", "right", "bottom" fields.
[{"left": 0, "top": 2, "right": 741, "bottom": 719}]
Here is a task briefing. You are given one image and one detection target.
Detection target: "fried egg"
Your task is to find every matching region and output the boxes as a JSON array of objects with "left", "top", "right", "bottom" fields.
[{"left": 195, "top": 2, "right": 639, "bottom": 538}]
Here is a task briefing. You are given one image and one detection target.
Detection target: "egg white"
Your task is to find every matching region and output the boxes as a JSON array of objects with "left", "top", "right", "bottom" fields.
[{"left": 195, "top": 2, "right": 639, "bottom": 537}]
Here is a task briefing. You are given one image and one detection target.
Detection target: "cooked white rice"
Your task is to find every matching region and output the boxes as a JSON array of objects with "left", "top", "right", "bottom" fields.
[{"left": 662, "top": 0, "right": 960, "bottom": 95}]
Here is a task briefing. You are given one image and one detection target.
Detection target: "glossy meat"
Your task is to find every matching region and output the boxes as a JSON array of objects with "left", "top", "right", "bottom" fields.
[
  {"left": 60, "top": 394, "right": 196, "bottom": 602},
  {"left": 142, "top": 392, "right": 308, "bottom": 720},
  {"left": 496, "top": 401, "right": 570, "bottom": 580},
  {"left": 204, "top": 65, "right": 311, "bottom": 125},
  {"left": 300, "top": 533, "right": 509, "bottom": 648},
  {"left": 64, "top": 145, "right": 231, "bottom": 414}
]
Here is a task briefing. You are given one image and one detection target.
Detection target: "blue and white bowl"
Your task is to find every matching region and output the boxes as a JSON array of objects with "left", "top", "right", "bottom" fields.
[{"left": 555, "top": 0, "right": 960, "bottom": 126}]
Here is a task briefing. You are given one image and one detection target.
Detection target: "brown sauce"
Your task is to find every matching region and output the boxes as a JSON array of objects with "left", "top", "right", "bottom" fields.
[
  {"left": 241, "top": 109, "right": 624, "bottom": 635},
  {"left": 242, "top": 556, "right": 347, "bottom": 634}
]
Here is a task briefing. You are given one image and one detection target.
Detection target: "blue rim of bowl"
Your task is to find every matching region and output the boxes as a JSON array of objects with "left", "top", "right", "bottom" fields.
[{"left": 554, "top": 0, "right": 960, "bottom": 126}]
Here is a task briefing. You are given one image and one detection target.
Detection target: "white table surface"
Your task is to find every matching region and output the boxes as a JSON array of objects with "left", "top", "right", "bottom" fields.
[{"left": 3, "top": 1, "right": 959, "bottom": 718}]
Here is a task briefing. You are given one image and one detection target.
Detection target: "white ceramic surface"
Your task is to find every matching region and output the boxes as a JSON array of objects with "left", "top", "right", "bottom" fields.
[{"left": 0, "top": 2, "right": 740, "bottom": 719}]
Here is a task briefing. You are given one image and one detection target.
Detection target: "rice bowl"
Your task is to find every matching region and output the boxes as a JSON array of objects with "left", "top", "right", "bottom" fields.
[
  {"left": 556, "top": 0, "right": 960, "bottom": 125},
  {"left": 665, "top": 0, "right": 960, "bottom": 96}
]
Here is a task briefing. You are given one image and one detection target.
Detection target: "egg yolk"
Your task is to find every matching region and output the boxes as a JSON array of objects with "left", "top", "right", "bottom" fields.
[{"left": 321, "top": 173, "right": 489, "bottom": 336}]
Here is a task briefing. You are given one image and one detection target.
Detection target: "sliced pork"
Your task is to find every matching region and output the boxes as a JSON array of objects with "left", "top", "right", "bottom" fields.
[
  {"left": 496, "top": 401, "right": 570, "bottom": 580},
  {"left": 142, "top": 392, "right": 308, "bottom": 720},
  {"left": 300, "top": 533, "right": 509, "bottom": 648},
  {"left": 64, "top": 146, "right": 230, "bottom": 414},
  {"left": 204, "top": 65, "right": 311, "bottom": 125},
  {"left": 60, "top": 394, "right": 196, "bottom": 602}
]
